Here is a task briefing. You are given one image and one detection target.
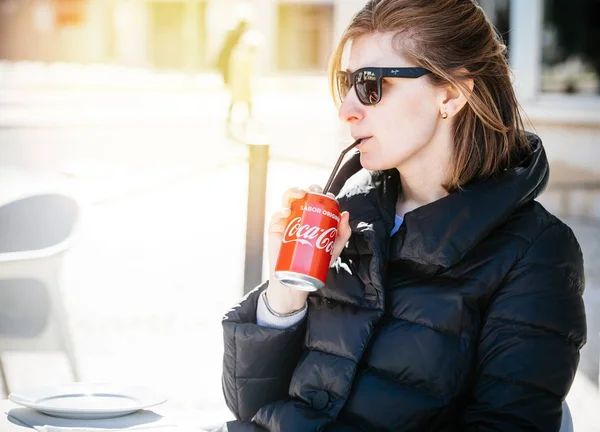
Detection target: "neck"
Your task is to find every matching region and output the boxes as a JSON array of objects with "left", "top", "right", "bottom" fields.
[{"left": 395, "top": 129, "right": 453, "bottom": 217}]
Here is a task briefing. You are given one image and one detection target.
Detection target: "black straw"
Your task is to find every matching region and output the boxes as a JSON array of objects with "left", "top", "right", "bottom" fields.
[{"left": 323, "top": 138, "right": 363, "bottom": 195}]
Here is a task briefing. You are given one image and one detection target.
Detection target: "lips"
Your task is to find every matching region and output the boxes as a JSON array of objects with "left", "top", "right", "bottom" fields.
[{"left": 353, "top": 136, "right": 372, "bottom": 148}]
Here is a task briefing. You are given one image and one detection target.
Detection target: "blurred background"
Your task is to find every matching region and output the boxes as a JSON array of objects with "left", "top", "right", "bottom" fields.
[{"left": 0, "top": 0, "right": 598, "bottom": 430}]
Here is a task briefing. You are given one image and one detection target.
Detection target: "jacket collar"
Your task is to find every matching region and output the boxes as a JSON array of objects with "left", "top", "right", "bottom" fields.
[{"left": 333, "top": 133, "right": 549, "bottom": 268}]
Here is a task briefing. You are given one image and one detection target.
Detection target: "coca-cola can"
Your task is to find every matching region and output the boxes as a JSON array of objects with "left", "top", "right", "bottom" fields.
[{"left": 274, "top": 192, "right": 341, "bottom": 291}]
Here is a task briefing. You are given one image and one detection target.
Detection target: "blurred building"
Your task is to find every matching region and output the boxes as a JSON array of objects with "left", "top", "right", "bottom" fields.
[
  {"left": 0, "top": 0, "right": 598, "bottom": 217},
  {"left": 0, "top": 0, "right": 208, "bottom": 69},
  {"left": 0, "top": 0, "right": 362, "bottom": 72},
  {"left": 480, "top": 0, "right": 600, "bottom": 219},
  {"left": 1, "top": 0, "right": 598, "bottom": 84}
]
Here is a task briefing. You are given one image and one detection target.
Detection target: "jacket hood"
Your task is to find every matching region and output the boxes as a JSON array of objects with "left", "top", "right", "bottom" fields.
[{"left": 333, "top": 132, "right": 549, "bottom": 268}]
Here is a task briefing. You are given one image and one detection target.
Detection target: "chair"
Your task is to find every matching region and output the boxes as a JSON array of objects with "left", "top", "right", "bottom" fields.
[
  {"left": 560, "top": 400, "right": 574, "bottom": 432},
  {"left": 0, "top": 193, "right": 81, "bottom": 395}
]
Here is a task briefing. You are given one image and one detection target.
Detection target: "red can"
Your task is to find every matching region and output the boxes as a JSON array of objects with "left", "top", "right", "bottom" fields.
[{"left": 274, "top": 192, "right": 341, "bottom": 291}]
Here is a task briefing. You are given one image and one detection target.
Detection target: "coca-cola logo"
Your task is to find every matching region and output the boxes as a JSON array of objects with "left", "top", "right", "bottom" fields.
[{"left": 282, "top": 217, "right": 337, "bottom": 254}]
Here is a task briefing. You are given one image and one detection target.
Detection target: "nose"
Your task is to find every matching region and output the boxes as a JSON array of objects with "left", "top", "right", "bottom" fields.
[{"left": 338, "top": 88, "right": 364, "bottom": 123}]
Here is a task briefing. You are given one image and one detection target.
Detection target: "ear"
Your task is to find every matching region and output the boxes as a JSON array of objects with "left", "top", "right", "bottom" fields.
[{"left": 439, "top": 75, "right": 474, "bottom": 119}]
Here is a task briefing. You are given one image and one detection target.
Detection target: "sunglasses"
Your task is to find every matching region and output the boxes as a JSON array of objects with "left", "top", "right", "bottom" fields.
[{"left": 336, "top": 67, "right": 432, "bottom": 106}]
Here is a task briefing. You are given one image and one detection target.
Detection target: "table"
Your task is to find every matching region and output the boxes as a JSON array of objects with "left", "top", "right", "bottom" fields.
[
  {"left": 1, "top": 399, "right": 217, "bottom": 431},
  {"left": 2, "top": 400, "right": 29, "bottom": 431}
]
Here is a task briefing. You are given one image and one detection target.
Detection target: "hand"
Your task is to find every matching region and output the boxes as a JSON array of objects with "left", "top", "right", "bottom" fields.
[{"left": 266, "top": 185, "right": 352, "bottom": 314}]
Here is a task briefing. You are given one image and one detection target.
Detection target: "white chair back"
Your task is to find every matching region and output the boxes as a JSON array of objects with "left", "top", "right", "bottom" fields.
[
  {"left": 560, "top": 400, "right": 574, "bottom": 432},
  {"left": 0, "top": 194, "right": 81, "bottom": 395}
]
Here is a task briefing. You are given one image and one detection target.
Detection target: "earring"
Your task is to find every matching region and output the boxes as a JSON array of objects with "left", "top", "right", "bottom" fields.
[{"left": 441, "top": 112, "right": 448, "bottom": 119}]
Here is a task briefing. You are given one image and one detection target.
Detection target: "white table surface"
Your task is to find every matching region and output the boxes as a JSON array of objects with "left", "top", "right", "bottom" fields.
[{"left": 1, "top": 400, "right": 214, "bottom": 431}]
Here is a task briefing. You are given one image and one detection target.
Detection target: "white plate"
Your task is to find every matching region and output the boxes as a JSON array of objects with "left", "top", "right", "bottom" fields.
[{"left": 8, "top": 383, "right": 168, "bottom": 419}]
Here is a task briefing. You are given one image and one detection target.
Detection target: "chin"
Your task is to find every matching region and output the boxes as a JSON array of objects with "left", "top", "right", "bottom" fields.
[{"left": 359, "top": 151, "right": 399, "bottom": 171}]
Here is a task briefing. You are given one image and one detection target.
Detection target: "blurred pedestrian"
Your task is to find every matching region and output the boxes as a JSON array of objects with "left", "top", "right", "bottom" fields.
[
  {"left": 215, "top": 20, "right": 249, "bottom": 90},
  {"left": 226, "top": 29, "right": 263, "bottom": 131}
]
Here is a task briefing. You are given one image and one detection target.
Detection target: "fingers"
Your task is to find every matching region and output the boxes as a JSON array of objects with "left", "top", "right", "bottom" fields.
[
  {"left": 307, "top": 184, "right": 323, "bottom": 193},
  {"left": 280, "top": 184, "right": 330, "bottom": 210},
  {"left": 268, "top": 207, "right": 291, "bottom": 234},
  {"left": 276, "top": 184, "right": 342, "bottom": 241},
  {"left": 275, "top": 185, "right": 318, "bottom": 235},
  {"left": 282, "top": 184, "right": 332, "bottom": 208},
  {"left": 282, "top": 187, "right": 306, "bottom": 208}
]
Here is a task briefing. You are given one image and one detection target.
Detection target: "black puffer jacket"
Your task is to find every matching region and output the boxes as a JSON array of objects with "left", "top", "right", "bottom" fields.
[{"left": 219, "top": 134, "right": 586, "bottom": 432}]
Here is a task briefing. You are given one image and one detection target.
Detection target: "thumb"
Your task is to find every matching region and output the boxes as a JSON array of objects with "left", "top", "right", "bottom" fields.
[
  {"left": 338, "top": 211, "right": 351, "bottom": 241},
  {"left": 330, "top": 211, "right": 351, "bottom": 265}
]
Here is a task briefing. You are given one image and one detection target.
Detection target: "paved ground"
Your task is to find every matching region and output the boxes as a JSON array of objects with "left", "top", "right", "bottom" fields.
[
  {"left": 0, "top": 62, "right": 599, "bottom": 430},
  {"left": 0, "top": 159, "right": 331, "bottom": 430},
  {"left": 2, "top": 160, "right": 598, "bottom": 430}
]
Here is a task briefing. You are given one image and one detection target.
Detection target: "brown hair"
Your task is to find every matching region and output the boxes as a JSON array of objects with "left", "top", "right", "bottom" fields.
[{"left": 329, "top": 0, "right": 530, "bottom": 191}]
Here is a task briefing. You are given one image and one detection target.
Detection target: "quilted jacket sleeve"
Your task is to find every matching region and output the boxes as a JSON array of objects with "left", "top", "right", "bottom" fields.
[
  {"left": 221, "top": 282, "right": 307, "bottom": 422},
  {"left": 461, "top": 222, "right": 587, "bottom": 431}
]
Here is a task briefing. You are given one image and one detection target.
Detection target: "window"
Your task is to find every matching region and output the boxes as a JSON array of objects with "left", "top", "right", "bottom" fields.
[
  {"left": 277, "top": 4, "right": 333, "bottom": 72},
  {"left": 55, "top": 0, "right": 87, "bottom": 26},
  {"left": 480, "top": 0, "right": 510, "bottom": 49},
  {"left": 541, "top": 0, "right": 600, "bottom": 94}
]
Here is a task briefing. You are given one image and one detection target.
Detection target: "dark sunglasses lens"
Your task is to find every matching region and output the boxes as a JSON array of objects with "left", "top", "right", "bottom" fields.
[
  {"left": 355, "top": 70, "right": 379, "bottom": 105},
  {"left": 336, "top": 72, "right": 350, "bottom": 102}
]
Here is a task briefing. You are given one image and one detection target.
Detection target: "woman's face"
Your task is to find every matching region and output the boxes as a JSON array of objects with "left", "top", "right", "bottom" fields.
[{"left": 339, "top": 32, "right": 444, "bottom": 172}]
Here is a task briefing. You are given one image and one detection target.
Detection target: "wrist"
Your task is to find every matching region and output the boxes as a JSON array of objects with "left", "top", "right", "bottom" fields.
[
  {"left": 262, "top": 291, "right": 306, "bottom": 317},
  {"left": 266, "top": 281, "right": 307, "bottom": 314}
]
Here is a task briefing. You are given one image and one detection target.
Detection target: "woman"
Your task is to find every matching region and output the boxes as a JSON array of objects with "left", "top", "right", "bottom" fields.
[{"left": 218, "top": 1, "right": 586, "bottom": 431}]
